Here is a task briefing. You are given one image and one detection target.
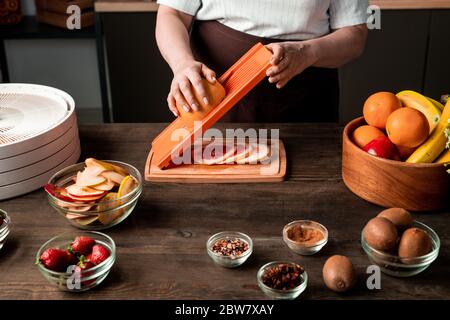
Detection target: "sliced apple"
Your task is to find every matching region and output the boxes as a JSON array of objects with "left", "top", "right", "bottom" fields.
[
  {"left": 117, "top": 175, "right": 137, "bottom": 198},
  {"left": 66, "top": 185, "right": 106, "bottom": 198},
  {"left": 75, "top": 168, "right": 106, "bottom": 187},
  {"left": 44, "top": 184, "right": 75, "bottom": 203},
  {"left": 66, "top": 213, "right": 81, "bottom": 220},
  {"left": 101, "top": 170, "right": 126, "bottom": 185},
  {"left": 68, "top": 194, "right": 105, "bottom": 202},
  {"left": 98, "top": 192, "right": 124, "bottom": 225},
  {"left": 92, "top": 179, "right": 115, "bottom": 191},
  {"left": 86, "top": 158, "right": 128, "bottom": 176},
  {"left": 62, "top": 205, "right": 93, "bottom": 213},
  {"left": 236, "top": 142, "right": 270, "bottom": 164},
  {"left": 74, "top": 215, "right": 99, "bottom": 226},
  {"left": 194, "top": 142, "right": 236, "bottom": 165},
  {"left": 219, "top": 142, "right": 251, "bottom": 164}
]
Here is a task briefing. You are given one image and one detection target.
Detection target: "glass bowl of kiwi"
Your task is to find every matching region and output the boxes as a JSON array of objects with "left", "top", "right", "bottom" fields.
[{"left": 361, "top": 218, "right": 440, "bottom": 277}]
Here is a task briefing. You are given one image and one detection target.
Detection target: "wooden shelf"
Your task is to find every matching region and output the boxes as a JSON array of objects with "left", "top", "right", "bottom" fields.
[
  {"left": 372, "top": 0, "right": 450, "bottom": 9},
  {"left": 94, "top": 0, "right": 450, "bottom": 13},
  {"left": 95, "top": 0, "right": 158, "bottom": 12},
  {"left": 0, "top": 15, "right": 95, "bottom": 39}
]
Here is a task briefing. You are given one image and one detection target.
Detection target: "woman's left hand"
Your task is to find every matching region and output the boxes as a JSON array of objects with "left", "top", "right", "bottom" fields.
[{"left": 266, "top": 41, "right": 318, "bottom": 89}]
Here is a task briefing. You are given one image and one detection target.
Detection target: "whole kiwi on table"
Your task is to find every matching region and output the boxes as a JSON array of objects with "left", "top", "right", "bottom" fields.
[{"left": 322, "top": 255, "right": 357, "bottom": 293}]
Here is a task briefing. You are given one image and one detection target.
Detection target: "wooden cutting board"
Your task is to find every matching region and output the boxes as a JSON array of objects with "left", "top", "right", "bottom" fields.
[{"left": 145, "top": 139, "right": 286, "bottom": 183}]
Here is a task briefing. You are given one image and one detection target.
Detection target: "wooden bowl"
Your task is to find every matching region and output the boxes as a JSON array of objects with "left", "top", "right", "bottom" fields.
[{"left": 342, "top": 117, "right": 450, "bottom": 212}]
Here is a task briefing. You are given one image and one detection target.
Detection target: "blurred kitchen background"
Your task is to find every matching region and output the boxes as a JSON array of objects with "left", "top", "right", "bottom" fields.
[{"left": 1, "top": 0, "right": 449, "bottom": 124}]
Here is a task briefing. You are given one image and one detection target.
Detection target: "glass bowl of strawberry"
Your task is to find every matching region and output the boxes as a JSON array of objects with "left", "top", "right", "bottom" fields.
[
  {"left": 36, "top": 231, "right": 116, "bottom": 292},
  {"left": 45, "top": 158, "right": 142, "bottom": 230},
  {"left": 0, "top": 209, "right": 11, "bottom": 251}
]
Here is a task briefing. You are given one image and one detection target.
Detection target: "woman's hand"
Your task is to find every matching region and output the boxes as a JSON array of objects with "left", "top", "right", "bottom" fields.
[
  {"left": 265, "top": 42, "right": 318, "bottom": 89},
  {"left": 167, "top": 60, "right": 217, "bottom": 117}
]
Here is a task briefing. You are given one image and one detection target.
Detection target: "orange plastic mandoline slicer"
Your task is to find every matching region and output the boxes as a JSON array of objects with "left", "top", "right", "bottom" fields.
[{"left": 151, "top": 43, "right": 272, "bottom": 169}]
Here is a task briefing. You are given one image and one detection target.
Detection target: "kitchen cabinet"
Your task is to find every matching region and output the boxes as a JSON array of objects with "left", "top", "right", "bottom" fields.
[
  {"left": 98, "top": 7, "right": 450, "bottom": 123},
  {"left": 423, "top": 10, "right": 450, "bottom": 100},
  {"left": 339, "top": 10, "right": 431, "bottom": 122},
  {"left": 101, "top": 12, "right": 173, "bottom": 122}
]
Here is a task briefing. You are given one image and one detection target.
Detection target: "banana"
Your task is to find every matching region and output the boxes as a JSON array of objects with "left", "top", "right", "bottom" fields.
[
  {"left": 436, "top": 148, "right": 450, "bottom": 164},
  {"left": 407, "top": 100, "right": 450, "bottom": 163},
  {"left": 428, "top": 97, "right": 445, "bottom": 112},
  {"left": 397, "top": 90, "right": 441, "bottom": 133}
]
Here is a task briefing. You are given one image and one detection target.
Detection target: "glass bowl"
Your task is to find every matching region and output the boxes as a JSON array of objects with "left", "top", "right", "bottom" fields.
[
  {"left": 46, "top": 160, "right": 142, "bottom": 230},
  {"left": 36, "top": 231, "right": 116, "bottom": 292},
  {"left": 206, "top": 231, "right": 253, "bottom": 268},
  {"left": 257, "top": 261, "right": 308, "bottom": 300},
  {"left": 361, "top": 220, "right": 440, "bottom": 277},
  {"left": 0, "top": 209, "right": 11, "bottom": 251},
  {"left": 282, "top": 220, "right": 328, "bottom": 255}
]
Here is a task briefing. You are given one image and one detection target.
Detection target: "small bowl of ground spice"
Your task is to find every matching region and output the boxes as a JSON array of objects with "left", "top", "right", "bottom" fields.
[
  {"left": 283, "top": 220, "right": 328, "bottom": 255},
  {"left": 257, "top": 261, "right": 308, "bottom": 300},
  {"left": 206, "top": 231, "right": 253, "bottom": 268}
]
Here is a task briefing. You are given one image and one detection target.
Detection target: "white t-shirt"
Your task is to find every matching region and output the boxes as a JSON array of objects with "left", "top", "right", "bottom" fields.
[{"left": 157, "top": 0, "right": 369, "bottom": 40}]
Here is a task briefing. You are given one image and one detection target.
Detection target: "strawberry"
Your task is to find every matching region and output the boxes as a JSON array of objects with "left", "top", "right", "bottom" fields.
[
  {"left": 75, "top": 257, "right": 96, "bottom": 285},
  {"left": 89, "top": 244, "right": 110, "bottom": 265},
  {"left": 70, "top": 236, "right": 96, "bottom": 256},
  {"left": 39, "top": 248, "right": 74, "bottom": 272}
]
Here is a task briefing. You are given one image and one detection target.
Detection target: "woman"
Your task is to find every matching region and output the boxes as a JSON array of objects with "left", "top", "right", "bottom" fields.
[{"left": 156, "top": 0, "right": 368, "bottom": 122}]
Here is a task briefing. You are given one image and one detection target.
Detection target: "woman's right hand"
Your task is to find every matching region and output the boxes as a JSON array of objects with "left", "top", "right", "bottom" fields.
[{"left": 167, "top": 60, "right": 217, "bottom": 117}]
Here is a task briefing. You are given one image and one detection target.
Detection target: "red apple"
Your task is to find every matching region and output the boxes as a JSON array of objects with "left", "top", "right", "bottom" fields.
[{"left": 363, "top": 136, "right": 397, "bottom": 160}]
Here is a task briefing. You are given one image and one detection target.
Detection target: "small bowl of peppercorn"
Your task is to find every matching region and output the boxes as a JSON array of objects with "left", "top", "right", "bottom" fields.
[
  {"left": 283, "top": 220, "right": 328, "bottom": 255},
  {"left": 0, "top": 209, "right": 11, "bottom": 251},
  {"left": 206, "top": 231, "right": 253, "bottom": 268},
  {"left": 257, "top": 261, "right": 308, "bottom": 300}
]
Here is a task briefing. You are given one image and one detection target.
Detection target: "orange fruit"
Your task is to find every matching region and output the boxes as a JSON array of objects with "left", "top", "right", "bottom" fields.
[
  {"left": 386, "top": 107, "right": 430, "bottom": 148},
  {"left": 363, "top": 92, "right": 402, "bottom": 129},
  {"left": 352, "top": 125, "right": 385, "bottom": 148},
  {"left": 177, "top": 79, "right": 226, "bottom": 121}
]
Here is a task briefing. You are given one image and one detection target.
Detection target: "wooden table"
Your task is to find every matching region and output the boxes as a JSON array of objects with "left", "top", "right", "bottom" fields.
[{"left": 0, "top": 123, "right": 448, "bottom": 300}]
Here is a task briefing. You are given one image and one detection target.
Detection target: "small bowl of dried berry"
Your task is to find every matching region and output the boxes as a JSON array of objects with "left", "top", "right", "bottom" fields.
[
  {"left": 206, "top": 231, "right": 253, "bottom": 268},
  {"left": 257, "top": 261, "right": 308, "bottom": 300}
]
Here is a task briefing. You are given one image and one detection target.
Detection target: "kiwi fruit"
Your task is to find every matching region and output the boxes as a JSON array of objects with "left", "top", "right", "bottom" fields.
[
  {"left": 322, "top": 255, "right": 357, "bottom": 293},
  {"left": 377, "top": 208, "right": 413, "bottom": 230},
  {"left": 399, "top": 228, "right": 432, "bottom": 262},
  {"left": 363, "top": 217, "right": 398, "bottom": 251}
]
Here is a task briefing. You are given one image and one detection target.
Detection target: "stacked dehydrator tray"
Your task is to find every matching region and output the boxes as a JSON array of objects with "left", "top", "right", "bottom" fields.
[{"left": 0, "top": 84, "right": 80, "bottom": 200}]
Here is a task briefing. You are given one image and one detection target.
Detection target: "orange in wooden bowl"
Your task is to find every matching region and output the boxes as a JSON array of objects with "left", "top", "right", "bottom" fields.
[
  {"left": 177, "top": 79, "right": 226, "bottom": 121},
  {"left": 352, "top": 125, "right": 385, "bottom": 149},
  {"left": 342, "top": 117, "right": 450, "bottom": 212},
  {"left": 363, "top": 92, "right": 402, "bottom": 129},
  {"left": 386, "top": 107, "right": 430, "bottom": 148}
]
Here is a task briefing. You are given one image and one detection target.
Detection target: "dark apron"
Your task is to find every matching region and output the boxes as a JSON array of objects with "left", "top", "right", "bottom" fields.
[{"left": 190, "top": 20, "right": 340, "bottom": 123}]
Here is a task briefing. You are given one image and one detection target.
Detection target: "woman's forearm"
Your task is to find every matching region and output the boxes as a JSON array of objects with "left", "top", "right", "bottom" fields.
[
  {"left": 307, "top": 24, "right": 368, "bottom": 69},
  {"left": 156, "top": 5, "right": 195, "bottom": 73}
]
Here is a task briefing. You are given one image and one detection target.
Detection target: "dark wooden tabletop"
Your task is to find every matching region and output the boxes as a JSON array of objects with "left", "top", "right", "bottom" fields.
[{"left": 0, "top": 123, "right": 449, "bottom": 300}]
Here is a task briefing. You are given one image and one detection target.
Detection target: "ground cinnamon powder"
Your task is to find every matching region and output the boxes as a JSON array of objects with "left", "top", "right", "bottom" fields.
[{"left": 287, "top": 225, "right": 324, "bottom": 244}]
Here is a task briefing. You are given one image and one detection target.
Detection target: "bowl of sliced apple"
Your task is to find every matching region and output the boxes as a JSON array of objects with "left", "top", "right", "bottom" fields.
[{"left": 45, "top": 158, "right": 142, "bottom": 230}]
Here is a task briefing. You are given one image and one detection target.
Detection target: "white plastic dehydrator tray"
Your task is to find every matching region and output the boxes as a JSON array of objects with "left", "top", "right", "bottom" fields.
[
  {"left": 0, "top": 137, "right": 80, "bottom": 186},
  {"left": 0, "top": 116, "right": 78, "bottom": 172},
  {"left": 0, "top": 83, "right": 76, "bottom": 158},
  {"left": 0, "top": 142, "right": 80, "bottom": 200},
  {"left": 0, "top": 83, "right": 80, "bottom": 200}
]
